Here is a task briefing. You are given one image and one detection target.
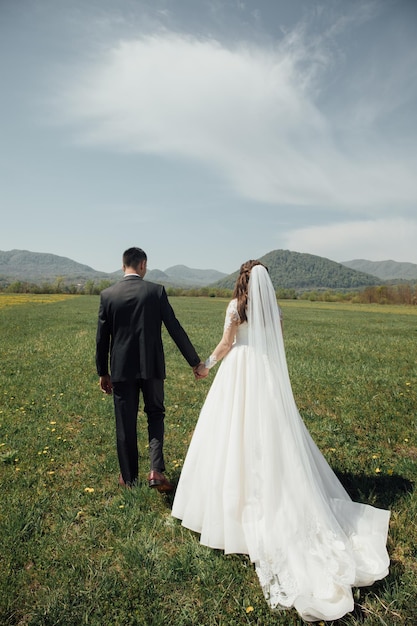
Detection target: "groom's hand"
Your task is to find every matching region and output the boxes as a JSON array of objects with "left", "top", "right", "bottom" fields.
[{"left": 99, "top": 374, "right": 113, "bottom": 394}]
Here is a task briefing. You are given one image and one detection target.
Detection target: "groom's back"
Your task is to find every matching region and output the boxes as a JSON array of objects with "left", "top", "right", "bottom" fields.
[{"left": 102, "top": 277, "right": 166, "bottom": 381}]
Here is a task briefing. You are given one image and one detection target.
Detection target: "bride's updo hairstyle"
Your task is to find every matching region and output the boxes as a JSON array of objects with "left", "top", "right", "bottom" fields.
[{"left": 233, "top": 260, "right": 268, "bottom": 323}]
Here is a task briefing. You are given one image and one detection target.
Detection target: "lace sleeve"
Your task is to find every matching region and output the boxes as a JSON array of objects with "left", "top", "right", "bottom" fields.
[
  {"left": 224, "top": 299, "right": 240, "bottom": 331},
  {"left": 204, "top": 299, "right": 240, "bottom": 369}
]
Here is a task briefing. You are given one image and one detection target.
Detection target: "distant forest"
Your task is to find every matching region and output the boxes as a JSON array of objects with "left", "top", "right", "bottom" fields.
[{"left": 1, "top": 278, "right": 416, "bottom": 306}]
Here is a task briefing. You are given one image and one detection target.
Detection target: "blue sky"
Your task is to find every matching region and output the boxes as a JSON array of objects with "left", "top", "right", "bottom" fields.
[{"left": 1, "top": 0, "right": 416, "bottom": 273}]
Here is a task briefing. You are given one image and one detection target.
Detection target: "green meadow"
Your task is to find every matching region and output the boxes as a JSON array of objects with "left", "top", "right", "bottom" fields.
[{"left": 0, "top": 294, "right": 416, "bottom": 626}]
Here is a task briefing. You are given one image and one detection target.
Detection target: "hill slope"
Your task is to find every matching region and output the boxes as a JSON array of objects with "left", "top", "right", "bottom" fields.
[
  {"left": 0, "top": 250, "right": 226, "bottom": 288},
  {"left": 0, "top": 249, "right": 112, "bottom": 282},
  {"left": 341, "top": 259, "right": 417, "bottom": 281},
  {"left": 135, "top": 266, "right": 226, "bottom": 287},
  {"left": 213, "top": 250, "right": 380, "bottom": 291}
]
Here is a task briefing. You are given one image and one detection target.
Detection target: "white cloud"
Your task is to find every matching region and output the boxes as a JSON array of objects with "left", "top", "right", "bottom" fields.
[
  {"left": 283, "top": 218, "right": 417, "bottom": 264},
  {"left": 53, "top": 25, "right": 416, "bottom": 210}
]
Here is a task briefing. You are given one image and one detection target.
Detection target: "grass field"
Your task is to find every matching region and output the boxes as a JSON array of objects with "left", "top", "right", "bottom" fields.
[{"left": 0, "top": 294, "right": 416, "bottom": 626}]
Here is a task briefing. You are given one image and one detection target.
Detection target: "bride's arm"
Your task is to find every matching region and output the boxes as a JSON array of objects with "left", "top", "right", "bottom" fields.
[{"left": 204, "top": 316, "right": 239, "bottom": 370}]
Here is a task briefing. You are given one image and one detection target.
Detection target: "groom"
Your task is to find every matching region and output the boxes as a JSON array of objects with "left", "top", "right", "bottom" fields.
[{"left": 96, "top": 247, "right": 207, "bottom": 491}]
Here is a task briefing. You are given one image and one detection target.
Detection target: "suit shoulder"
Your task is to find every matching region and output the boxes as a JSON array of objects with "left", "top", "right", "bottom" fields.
[
  {"left": 143, "top": 279, "right": 164, "bottom": 294},
  {"left": 100, "top": 279, "right": 135, "bottom": 301},
  {"left": 99, "top": 283, "right": 115, "bottom": 297}
]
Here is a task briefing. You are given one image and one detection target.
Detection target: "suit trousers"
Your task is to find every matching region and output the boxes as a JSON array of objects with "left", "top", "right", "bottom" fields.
[{"left": 112, "top": 378, "right": 165, "bottom": 485}]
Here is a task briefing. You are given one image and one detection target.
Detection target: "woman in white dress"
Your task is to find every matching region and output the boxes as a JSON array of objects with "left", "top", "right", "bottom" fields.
[{"left": 172, "top": 260, "right": 390, "bottom": 623}]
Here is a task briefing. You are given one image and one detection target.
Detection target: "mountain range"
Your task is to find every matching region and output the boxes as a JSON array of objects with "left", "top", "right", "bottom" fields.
[
  {"left": 1, "top": 248, "right": 416, "bottom": 291},
  {"left": 0, "top": 249, "right": 226, "bottom": 289},
  {"left": 146, "top": 265, "right": 227, "bottom": 287},
  {"left": 341, "top": 259, "right": 417, "bottom": 281},
  {"left": 213, "top": 250, "right": 380, "bottom": 291}
]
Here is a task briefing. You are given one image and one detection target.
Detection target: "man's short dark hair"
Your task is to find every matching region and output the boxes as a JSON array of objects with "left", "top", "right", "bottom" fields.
[{"left": 123, "top": 247, "right": 147, "bottom": 269}]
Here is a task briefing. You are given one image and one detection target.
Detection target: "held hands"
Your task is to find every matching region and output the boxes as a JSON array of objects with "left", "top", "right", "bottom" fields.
[{"left": 193, "top": 362, "right": 209, "bottom": 380}]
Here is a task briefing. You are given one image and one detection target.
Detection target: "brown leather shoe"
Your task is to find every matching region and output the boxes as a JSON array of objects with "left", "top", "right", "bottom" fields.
[{"left": 148, "top": 470, "right": 174, "bottom": 493}]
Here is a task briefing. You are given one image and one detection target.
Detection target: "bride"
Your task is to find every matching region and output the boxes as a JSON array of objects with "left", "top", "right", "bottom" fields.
[{"left": 171, "top": 260, "right": 390, "bottom": 623}]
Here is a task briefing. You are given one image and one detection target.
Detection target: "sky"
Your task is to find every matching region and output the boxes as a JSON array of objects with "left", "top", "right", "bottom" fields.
[{"left": 1, "top": 0, "right": 416, "bottom": 274}]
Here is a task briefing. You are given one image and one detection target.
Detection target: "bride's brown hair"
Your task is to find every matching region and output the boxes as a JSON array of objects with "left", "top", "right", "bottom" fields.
[{"left": 233, "top": 260, "right": 268, "bottom": 323}]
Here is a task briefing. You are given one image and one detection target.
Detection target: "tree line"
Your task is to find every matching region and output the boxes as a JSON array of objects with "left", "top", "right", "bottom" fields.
[
  {"left": 0, "top": 278, "right": 113, "bottom": 295},
  {"left": 1, "top": 277, "right": 416, "bottom": 305}
]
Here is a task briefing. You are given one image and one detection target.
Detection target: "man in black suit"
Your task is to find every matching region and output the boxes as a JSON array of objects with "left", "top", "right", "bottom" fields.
[{"left": 96, "top": 247, "right": 206, "bottom": 491}]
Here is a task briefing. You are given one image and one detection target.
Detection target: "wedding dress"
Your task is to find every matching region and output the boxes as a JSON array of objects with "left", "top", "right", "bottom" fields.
[{"left": 171, "top": 266, "right": 390, "bottom": 623}]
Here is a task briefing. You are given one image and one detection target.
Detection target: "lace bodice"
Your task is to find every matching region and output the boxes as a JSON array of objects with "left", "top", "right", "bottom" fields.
[{"left": 224, "top": 299, "right": 248, "bottom": 346}]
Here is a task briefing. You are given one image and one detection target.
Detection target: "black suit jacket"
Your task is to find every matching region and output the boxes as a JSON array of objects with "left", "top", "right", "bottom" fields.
[{"left": 96, "top": 276, "right": 200, "bottom": 381}]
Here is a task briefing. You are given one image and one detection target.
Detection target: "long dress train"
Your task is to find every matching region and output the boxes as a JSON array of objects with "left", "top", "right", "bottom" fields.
[{"left": 172, "top": 267, "right": 390, "bottom": 623}]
